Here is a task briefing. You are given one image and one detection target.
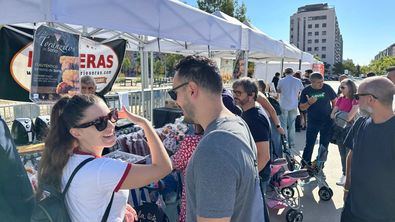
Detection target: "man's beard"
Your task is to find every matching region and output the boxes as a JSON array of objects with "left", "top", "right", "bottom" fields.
[
  {"left": 359, "top": 106, "right": 373, "bottom": 117},
  {"left": 182, "top": 100, "right": 196, "bottom": 124}
]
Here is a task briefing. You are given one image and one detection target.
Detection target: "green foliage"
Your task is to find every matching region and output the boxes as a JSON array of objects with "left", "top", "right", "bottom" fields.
[
  {"left": 197, "top": 0, "right": 248, "bottom": 22},
  {"left": 332, "top": 62, "right": 344, "bottom": 75},
  {"left": 163, "top": 54, "right": 184, "bottom": 77},
  {"left": 364, "top": 56, "right": 395, "bottom": 75},
  {"left": 234, "top": 2, "right": 248, "bottom": 22},
  {"left": 342, "top": 59, "right": 357, "bottom": 76},
  {"left": 121, "top": 56, "right": 132, "bottom": 74}
]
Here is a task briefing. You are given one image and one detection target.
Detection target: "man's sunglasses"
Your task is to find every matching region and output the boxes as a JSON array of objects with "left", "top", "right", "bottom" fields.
[
  {"left": 355, "top": 93, "right": 378, "bottom": 100},
  {"left": 74, "top": 109, "right": 119, "bottom": 131},
  {"left": 168, "top": 82, "right": 189, "bottom": 100}
]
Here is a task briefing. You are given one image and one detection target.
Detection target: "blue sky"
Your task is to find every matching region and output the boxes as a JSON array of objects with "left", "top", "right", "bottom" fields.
[{"left": 184, "top": 0, "right": 394, "bottom": 66}]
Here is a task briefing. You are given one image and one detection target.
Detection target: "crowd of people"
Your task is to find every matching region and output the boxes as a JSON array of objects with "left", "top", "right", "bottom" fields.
[{"left": 1, "top": 55, "right": 394, "bottom": 222}]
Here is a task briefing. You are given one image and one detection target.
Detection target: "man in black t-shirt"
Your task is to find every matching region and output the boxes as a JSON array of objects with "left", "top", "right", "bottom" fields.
[
  {"left": 232, "top": 78, "right": 271, "bottom": 222},
  {"left": 341, "top": 77, "right": 395, "bottom": 222},
  {"left": 299, "top": 73, "right": 337, "bottom": 167}
]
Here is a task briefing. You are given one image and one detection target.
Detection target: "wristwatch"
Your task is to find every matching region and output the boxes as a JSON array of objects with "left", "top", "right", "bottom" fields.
[{"left": 276, "top": 124, "right": 281, "bottom": 128}]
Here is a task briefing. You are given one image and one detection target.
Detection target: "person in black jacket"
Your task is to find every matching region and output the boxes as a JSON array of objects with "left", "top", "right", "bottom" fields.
[{"left": 0, "top": 116, "right": 35, "bottom": 221}]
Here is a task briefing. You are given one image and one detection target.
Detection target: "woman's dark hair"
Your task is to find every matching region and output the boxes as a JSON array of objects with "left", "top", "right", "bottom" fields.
[
  {"left": 37, "top": 94, "right": 99, "bottom": 198},
  {"left": 293, "top": 72, "right": 302, "bottom": 79},
  {"left": 257, "top": 79, "right": 266, "bottom": 93},
  {"left": 341, "top": 79, "right": 357, "bottom": 99}
]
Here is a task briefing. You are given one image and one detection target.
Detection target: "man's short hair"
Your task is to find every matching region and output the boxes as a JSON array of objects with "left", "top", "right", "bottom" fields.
[
  {"left": 275, "top": 72, "right": 280, "bottom": 77},
  {"left": 284, "top": 67, "right": 293, "bottom": 75},
  {"left": 310, "top": 72, "right": 323, "bottom": 81},
  {"left": 80, "top": 75, "right": 96, "bottom": 86},
  {"left": 232, "top": 77, "right": 258, "bottom": 100},
  {"left": 305, "top": 69, "right": 313, "bottom": 74},
  {"left": 175, "top": 56, "right": 222, "bottom": 94},
  {"left": 360, "top": 76, "right": 395, "bottom": 106}
]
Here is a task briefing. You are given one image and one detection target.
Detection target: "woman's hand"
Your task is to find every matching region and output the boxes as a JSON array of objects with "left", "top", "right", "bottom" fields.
[
  {"left": 119, "top": 106, "right": 148, "bottom": 126},
  {"left": 124, "top": 204, "right": 138, "bottom": 222}
]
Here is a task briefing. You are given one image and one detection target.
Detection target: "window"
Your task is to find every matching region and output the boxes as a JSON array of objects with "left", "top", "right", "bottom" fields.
[
  {"left": 308, "top": 32, "right": 312, "bottom": 36},
  {"left": 291, "top": 27, "right": 293, "bottom": 31},
  {"left": 322, "top": 39, "right": 327, "bottom": 43},
  {"left": 322, "top": 31, "right": 327, "bottom": 35},
  {"left": 322, "top": 54, "right": 326, "bottom": 58},
  {"left": 308, "top": 15, "right": 327, "bottom": 20},
  {"left": 322, "top": 23, "right": 327, "bottom": 28},
  {"left": 314, "top": 47, "right": 319, "bottom": 51},
  {"left": 314, "top": 39, "right": 319, "bottom": 43},
  {"left": 308, "top": 24, "right": 312, "bottom": 28},
  {"left": 322, "top": 46, "right": 326, "bottom": 51},
  {"left": 315, "top": 31, "right": 319, "bottom": 36},
  {"left": 307, "top": 39, "right": 312, "bottom": 44},
  {"left": 307, "top": 47, "right": 312, "bottom": 51},
  {"left": 315, "top": 24, "right": 319, "bottom": 28},
  {"left": 291, "top": 35, "right": 293, "bottom": 39}
]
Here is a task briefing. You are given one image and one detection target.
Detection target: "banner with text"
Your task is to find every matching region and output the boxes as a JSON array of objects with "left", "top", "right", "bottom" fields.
[{"left": 0, "top": 26, "right": 126, "bottom": 102}]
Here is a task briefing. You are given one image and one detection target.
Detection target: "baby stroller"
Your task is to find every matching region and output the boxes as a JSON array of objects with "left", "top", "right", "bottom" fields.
[
  {"left": 280, "top": 135, "right": 334, "bottom": 202},
  {"left": 266, "top": 157, "right": 309, "bottom": 222}
]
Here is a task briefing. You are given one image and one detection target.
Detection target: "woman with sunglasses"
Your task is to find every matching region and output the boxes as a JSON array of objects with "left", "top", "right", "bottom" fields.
[
  {"left": 36, "top": 94, "right": 172, "bottom": 222},
  {"left": 330, "top": 79, "right": 359, "bottom": 187}
]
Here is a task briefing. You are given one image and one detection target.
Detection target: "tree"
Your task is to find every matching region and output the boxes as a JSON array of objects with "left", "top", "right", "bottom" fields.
[
  {"left": 164, "top": 54, "right": 184, "bottom": 77},
  {"left": 366, "top": 56, "right": 395, "bottom": 75},
  {"left": 332, "top": 62, "right": 344, "bottom": 75},
  {"left": 342, "top": 59, "right": 357, "bottom": 76},
  {"left": 234, "top": 2, "right": 247, "bottom": 22},
  {"left": 121, "top": 56, "right": 132, "bottom": 75},
  {"left": 197, "top": 0, "right": 248, "bottom": 22}
]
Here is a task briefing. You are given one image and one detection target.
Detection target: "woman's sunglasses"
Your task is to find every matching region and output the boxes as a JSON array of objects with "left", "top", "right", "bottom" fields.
[{"left": 74, "top": 109, "right": 119, "bottom": 131}]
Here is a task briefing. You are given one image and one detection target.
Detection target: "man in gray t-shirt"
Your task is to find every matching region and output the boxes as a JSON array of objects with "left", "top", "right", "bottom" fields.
[
  {"left": 186, "top": 117, "right": 264, "bottom": 221},
  {"left": 170, "top": 56, "right": 264, "bottom": 222}
]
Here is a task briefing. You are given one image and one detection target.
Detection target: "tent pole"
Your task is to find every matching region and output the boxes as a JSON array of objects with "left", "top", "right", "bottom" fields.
[
  {"left": 139, "top": 41, "right": 145, "bottom": 117},
  {"left": 265, "top": 60, "right": 268, "bottom": 82},
  {"left": 244, "top": 51, "right": 249, "bottom": 77},
  {"left": 150, "top": 51, "right": 154, "bottom": 121}
]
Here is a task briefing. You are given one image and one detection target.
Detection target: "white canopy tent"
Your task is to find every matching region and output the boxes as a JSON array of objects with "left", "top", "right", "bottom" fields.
[{"left": 0, "top": 0, "right": 242, "bottom": 50}]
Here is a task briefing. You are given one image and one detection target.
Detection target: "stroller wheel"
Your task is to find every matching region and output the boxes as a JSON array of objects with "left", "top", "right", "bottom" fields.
[
  {"left": 281, "top": 187, "right": 295, "bottom": 198},
  {"left": 318, "top": 186, "right": 333, "bottom": 201},
  {"left": 286, "top": 209, "right": 303, "bottom": 222}
]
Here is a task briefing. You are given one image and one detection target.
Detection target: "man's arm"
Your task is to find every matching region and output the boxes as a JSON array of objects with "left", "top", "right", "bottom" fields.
[
  {"left": 343, "top": 150, "right": 352, "bottom": 202},
  {"left": 256, "top": 92, "right": 285, "bottom": 134},
  {"left": 256, "top": 141, "right": 270, "bottom": 172}
]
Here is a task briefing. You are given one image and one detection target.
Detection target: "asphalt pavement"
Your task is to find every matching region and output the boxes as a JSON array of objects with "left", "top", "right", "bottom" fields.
[{"left": 269, "top": 130, "right": 344, "bottom": 222}]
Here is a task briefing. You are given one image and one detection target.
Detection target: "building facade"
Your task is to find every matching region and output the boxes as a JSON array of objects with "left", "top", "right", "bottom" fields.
[
  {"left": 374, "top": 43, "right": 395, "bottom": 60},
  {"left": 290, "top": 3, "right": 343, "bottom": 73}
]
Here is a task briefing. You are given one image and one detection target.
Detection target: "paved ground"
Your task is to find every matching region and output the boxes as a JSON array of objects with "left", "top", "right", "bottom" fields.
[{"left": 270, "top": 131, "right": 344, "bottom": 222}]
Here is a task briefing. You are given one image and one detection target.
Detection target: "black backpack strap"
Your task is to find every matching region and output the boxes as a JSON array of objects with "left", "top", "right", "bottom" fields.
[
  {"left": 101, "top": 192, "right": 115, "bottom": 222},
  {"left": 62, "top": 157, "right": 95, "bottom": 195}
]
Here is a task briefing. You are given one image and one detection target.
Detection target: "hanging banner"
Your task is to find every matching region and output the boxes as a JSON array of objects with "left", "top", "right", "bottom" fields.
[
  {"left": 30, "top": 25, "right": 80, "bottom": 103},
  {"left": 312, "top": 63, "right": 325, "bottom": 76},
  {"left": 233, "top": 50, "right": 246, "bottom": 79},
  {"left": 0, "top": 26, "right": 126, "bottom": 102}
]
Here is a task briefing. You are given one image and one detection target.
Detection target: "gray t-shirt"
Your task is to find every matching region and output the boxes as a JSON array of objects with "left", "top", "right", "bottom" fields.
[{"left": 186, "top": 116, "right": 265, "bottom": 222}]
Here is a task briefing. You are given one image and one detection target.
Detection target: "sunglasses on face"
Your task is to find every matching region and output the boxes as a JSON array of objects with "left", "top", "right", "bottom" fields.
[
  {"left": 74, "top": 109, "right": 119, "bottom": 131},
  {"left": 168, "top": 82, "right": 189, "bottom": 100},
  {"left": 354, "top": 93, "right": 378, "bottom": 100}
]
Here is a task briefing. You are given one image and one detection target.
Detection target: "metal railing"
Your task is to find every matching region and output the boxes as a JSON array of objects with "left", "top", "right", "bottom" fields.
[{"left": 0, "top": 87, "right": 172, "bottom": 126}]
